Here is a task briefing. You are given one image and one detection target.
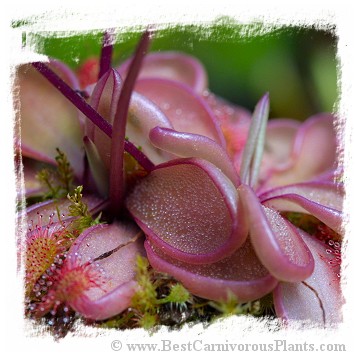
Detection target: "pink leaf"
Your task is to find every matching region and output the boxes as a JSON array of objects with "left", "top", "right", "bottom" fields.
[
  {"left": 261, "top": 113, "right": 338, "bottom": 188},
  {"left": 23, "top": 195, "right": 107, "bottom": 225},
  {"left": 239, "top": 184, "right": 314, "bottom": 282},
  {"left": 203, "top": 93, "right": 251, "bottom": 165},
  {"left": 86, "top": 69, "right": 172, "bottom": 167},
  {"left": 311, "top": 166, "right": 344, "bottom": 183},
  {"left": 84, "top": 69, "right": 122, "bottom": 169},
  {"left": 19, "top": 158, "right": 50, "bottom": 198},
  {"left": 126, "top": 158, "right": 247, "bottom": 264},
  {"left": 145, "top": 239, "right": 277, "bottom": 302},
  {"left": 67, "top": 222, "right": 145, "bottom": 320},
  {"left": 16, "top": 62, "right": 84, "bottom": 177},
  {"left": 149, "top": 127, "right": 240, "bottom": 186},
  {"left": 265, "top": 119, "right": 300, "bottom": 167},
  {"left": 18, "top": 196, "right": 108, "bottom": 263},
  {"left": 259, "top": 181, "right": 344, "bottom": 234},
  {"left": 258, "top": 119, "right": 300, "bottom": 185},
  {"left": 119, "top": 51, "right": 208, "bottom": 93},
  {"left": 126, "top": 92, "right": 173, "bottom": 164},
  {"left": 134, "top": 78, "right": 226, "bottom": 147},
  {"left": 273, "top": 229, "right": 343, "bottom": 326}
]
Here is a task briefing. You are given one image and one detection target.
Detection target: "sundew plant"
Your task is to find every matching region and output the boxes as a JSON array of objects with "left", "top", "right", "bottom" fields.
[{"left": 14, "top": 24, "right": 343, "bottom": 338}]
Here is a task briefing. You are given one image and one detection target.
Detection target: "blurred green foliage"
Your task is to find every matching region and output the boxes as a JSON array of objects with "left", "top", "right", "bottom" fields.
[{"left": 23, "top": 21, "right": 338, "bottom": 120}]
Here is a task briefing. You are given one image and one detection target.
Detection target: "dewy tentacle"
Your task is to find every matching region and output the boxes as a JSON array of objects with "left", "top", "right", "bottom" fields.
[
  {"left": 239, "top": 93, "right": 269, "bottom": 187},
  {"left": 31, "top": 62, "right": 154, "bottom": 172}
]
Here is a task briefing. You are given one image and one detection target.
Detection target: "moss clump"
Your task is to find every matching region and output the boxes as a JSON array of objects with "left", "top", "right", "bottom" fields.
[
  {"left": 96, "top": 256, "right": 268, "bottom": 331},
  {"left": 36, "top": 148, "right": 74, "bottom": 200},
  {"left": 67, "top": 186, "right": 102, "bottom": 233}
]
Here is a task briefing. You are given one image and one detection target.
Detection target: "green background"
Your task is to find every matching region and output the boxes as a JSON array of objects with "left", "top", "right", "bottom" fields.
[{"left": 22, "top": 22, "right": 338, "bottom": 121}]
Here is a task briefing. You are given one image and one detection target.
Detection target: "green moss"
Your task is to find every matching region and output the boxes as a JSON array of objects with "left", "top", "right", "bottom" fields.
[
  {"left": 67, "top": 186, "right": 102, "bottom": 233},
  {"left": 158, "top": 284, "right": 191, "bottom": 305},
  {"left": 95, "top": 256, "right": 268, "bottom": 331},
  {"left": 54, "top": 148, "right": 74, "bottom": 193},
  {"left": 36, "top": 148, "right": 74, "bottom": 200},
  {"left": 208, "top": 290, "right": 261, "bottom": 320},
  {"left": 132, "top": 255, "right": 158, "bottom": 308}
]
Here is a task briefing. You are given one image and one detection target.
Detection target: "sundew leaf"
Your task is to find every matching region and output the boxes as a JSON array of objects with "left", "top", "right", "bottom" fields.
[{"left": 66, "top": 222, "right": 146, "bottom": 320}]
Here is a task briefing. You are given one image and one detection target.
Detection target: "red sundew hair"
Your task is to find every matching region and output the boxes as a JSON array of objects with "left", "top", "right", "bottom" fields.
[
  {"left": 314, "top": 223, "right": 342, "bottom": 278},
  {"left": 25, "top": 213, "right": 71, "bottom": 295},
  {"left": 322, "top": 240, "right": 342, "bottom": 279},
  {"left": 33, "top": 256, "right": 107, "bottom": 318}
]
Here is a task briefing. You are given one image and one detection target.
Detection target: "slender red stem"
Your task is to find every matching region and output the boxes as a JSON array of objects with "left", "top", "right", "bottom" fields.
[
  {"left": 31, "top": 62, "right": 154, "bottom": 172},
  {"left": 32, "top": 62, "right": 112, "bottom": 136},
  {"left": 109, "top": 29, "right": 153, "bottom": 215}
]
